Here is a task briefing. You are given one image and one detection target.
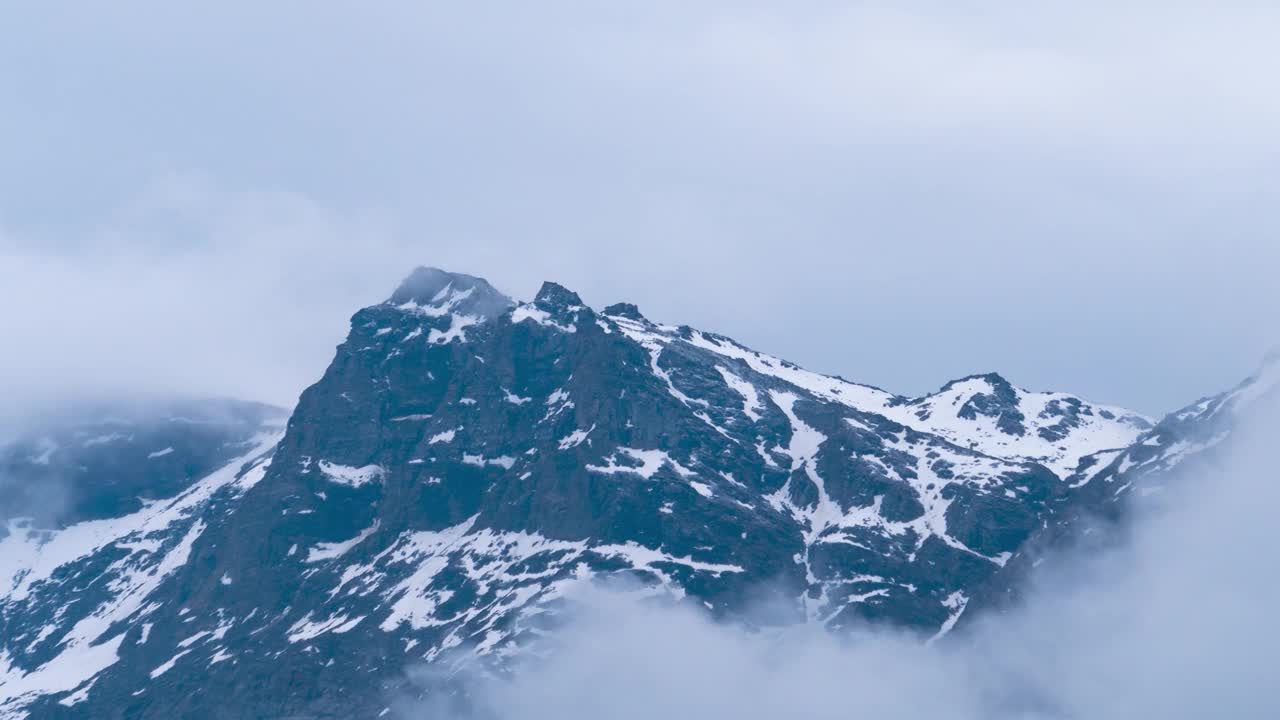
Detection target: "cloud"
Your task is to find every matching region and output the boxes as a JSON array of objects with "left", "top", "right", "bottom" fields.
[
  {"left": 2, "top": 3, "right": 1278, "bottom": 415},
  {"left": 0, "top": 176, "right": 419, "bottom": 415},
  {"left": 429, "top": 392, "right": 1280, "bottom": 719},
  {"left": 688, "top": 3, "right": 1280, "bottom": 147}
]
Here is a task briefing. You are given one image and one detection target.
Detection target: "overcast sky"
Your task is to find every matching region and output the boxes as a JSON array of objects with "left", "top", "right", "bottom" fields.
[{"left": 2, "top": 2, "right": 1278, "bottom": 417}]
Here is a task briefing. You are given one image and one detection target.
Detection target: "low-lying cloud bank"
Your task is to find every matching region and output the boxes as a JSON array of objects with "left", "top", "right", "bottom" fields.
[
  {"left": 8, "top": 2, "right": 1280, "bottom": 415},
  {"left": 421, "top": 398, "right": 1279, "bottom": 720}
]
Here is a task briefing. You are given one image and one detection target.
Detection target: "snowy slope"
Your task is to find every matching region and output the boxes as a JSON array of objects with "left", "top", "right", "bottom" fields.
[
  {"left": 630, "top": 320, "right": 1151, "bottom": 477},
  {"left": 0, "top": 403, "right": 285, "bottom": 719},
  {"left": 960, "top": 352, "right": 1280, "bottom": 626},
  {"left": 0, "top": 268, "right": 1242, "bottom": 720}
]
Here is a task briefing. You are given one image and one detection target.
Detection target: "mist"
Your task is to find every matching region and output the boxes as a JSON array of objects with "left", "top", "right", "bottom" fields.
[
  {"left": 4, "top": 4, "right": 1279, "bottom": 718},
  {"left": 0, "top": 181, "right": 419, "bottom": 418},
  {"left": 422, "top": 394, "right": 1280, "bottom": 719},
  {"left": 5, "top": 2, "right": 1280, "bottom": 418}
]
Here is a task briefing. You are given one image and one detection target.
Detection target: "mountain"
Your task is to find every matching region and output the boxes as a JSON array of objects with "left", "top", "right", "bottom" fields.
[
  {"left": 0, "top": 399, "right": 288, "bottom": 718},
  {"left": 964, "top": 351, "right": 1280, "bottom": 619},
  {"left": 0, "top": 267, "right": 1259, "bottom": 719},
  {"left": 0, "top": 399, "right": 287, "bottom": 529}
]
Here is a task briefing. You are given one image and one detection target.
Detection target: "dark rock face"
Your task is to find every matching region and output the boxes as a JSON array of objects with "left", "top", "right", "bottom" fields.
[
  {"left": 4, "top": 267, "right": 1240, "bottom": 720},
  {"left": 946, "top": 373, "right": 1028, "bottom": 436}
]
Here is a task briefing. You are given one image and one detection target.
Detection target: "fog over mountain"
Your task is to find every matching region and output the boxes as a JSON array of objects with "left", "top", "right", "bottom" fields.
[
  {"left": 0, "top": 266, "right": 1274, "bottom": 718},
  {"left": 452, "top": 387, "right": 1280, "bottom": 720},
  {"left": 2, "top": 3, "right": 1278, "bottom": 718},
  {"left": 4, "top": 2, "right": 1280, "bottom": 416}
]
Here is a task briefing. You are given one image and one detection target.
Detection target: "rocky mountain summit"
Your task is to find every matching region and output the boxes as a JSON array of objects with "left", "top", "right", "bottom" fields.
[{"left": 0, "top": 267, "right": 1270, "bottom": 719}]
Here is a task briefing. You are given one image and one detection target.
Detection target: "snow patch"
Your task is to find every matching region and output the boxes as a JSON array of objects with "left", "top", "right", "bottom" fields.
[
  {"left": 558, "top": 425, "right": 595, "bottom": 450},
  {"left": 318, "top": 462, "right": 385, "bottom": 488},
  {"left": 587, "top": 448, "right": 694, "bottom": 480},
  {"left": 512, "top": 304, "right": 577, "bottom": 333},
  {"left": 307, "top": 522, "right": 381, "bottom": 563},
  {"left": 715, "top": 366, "right": 763, "bottom": 422}
]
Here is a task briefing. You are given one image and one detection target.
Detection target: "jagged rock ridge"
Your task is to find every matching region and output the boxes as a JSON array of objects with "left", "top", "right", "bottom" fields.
[{"left": 2, "top": 267, "right": 1262, "bottom": 720}]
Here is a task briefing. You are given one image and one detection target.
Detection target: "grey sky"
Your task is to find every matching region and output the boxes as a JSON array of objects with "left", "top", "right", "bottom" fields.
[{"left": 2, "top": 2, "right": 1278, "bottom": 416}]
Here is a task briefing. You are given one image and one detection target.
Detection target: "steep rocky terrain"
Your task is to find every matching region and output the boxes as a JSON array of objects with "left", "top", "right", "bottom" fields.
[
  {"left": 2, "top": 267, "right": 1264, "bottom": 719},
  {"left": 965, "top": 351, "right": 1280, "bottom": 619}
]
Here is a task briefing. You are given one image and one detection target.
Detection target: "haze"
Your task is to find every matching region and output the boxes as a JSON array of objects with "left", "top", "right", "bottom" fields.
[
  {"left": 421, "top": 393, "right": 1280, "bottom": 720},
  {"left": 3, "top": 2, "right": 1278, "bottom": 417}
]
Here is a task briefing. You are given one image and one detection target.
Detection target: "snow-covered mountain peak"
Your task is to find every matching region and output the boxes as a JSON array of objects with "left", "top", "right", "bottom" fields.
[
  {"left": 0, "top": 266, "right": 1218, "bottom": 719},
  {"left": 597, "top": 301, "right": 1149, "bottom": 479},
  {"left": 908, "top": 372, "right": 1026, "bottom": 434},
  {"left": 377, "top": 267, "right": 515, "bottom": 346},
  {"left": 897, "top": 374, "right": 1152, "bottom": 477},
  {"left": 936, "top": 371, "right": 1017, "bottom": 394},
  {"left": 508, "top": 281, "right": 592, "bottom": 334},
  {"left": 602, "top": 302, "right": 646, "bottom": 321},
  {"left": 532, "top": 280, "right": 585, "bottom": 309},
  {"left": 387, "top": 267, "right": 513, "bottom": 319}
]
